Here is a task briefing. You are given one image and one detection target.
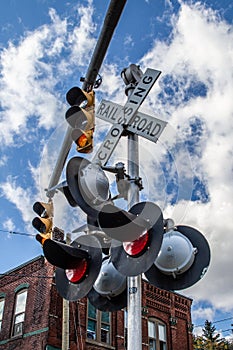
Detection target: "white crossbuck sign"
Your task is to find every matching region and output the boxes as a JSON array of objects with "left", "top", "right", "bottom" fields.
[{"left": 92, "top": 68, "right": 167, "bottom": 165}]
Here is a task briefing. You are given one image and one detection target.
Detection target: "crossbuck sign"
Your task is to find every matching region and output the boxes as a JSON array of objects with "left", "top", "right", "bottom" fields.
[{"left": 92, "top": 68, "right": 167, "bottom": 165}]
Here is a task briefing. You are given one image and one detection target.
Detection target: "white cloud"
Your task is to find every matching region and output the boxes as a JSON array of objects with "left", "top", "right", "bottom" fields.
[
  {"left": 192, "top": 306, "right": 215, "bottom": 323},
  {"left": 0, "top": 176, "right": 35, "bottom": 224},
  {"left": 3, "top": 218, "right": 15, "bottom": 239},
  {"left": 0, "top": 11, "right": 66, "bottom": 145},
  {"left": 0, "top": 2, "right": 97, "bottom": 146},
  {"left": 137, "top": 1, "right": 233, "bottom": 311},
  {"left": 0, "top": 155, "right": 8, "bottom": 167},
  {"left": 67, "top": 0, "right": 97, "bottom": 67},
  {"left": 0, "top": 0, "right": 232, "bottom": 317}
]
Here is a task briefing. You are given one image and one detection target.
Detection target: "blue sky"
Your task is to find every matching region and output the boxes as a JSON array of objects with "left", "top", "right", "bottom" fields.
[{"left": 0, "top": 0, "right": 233, "bottom": 339}]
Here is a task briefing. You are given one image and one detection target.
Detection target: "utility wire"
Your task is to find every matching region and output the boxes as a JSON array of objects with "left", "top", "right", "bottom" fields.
[
  {"left": 0, "top": 228, "right": 36, "bottom": 237},
  {"left": 222, "top": 328, "right": 233, "bottom": 333},
  {"left": 194, "top": 317, "right": 233, "bottom": 328}
]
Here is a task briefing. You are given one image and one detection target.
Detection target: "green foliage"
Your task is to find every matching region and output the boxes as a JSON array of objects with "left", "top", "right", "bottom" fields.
[{"left": 193, "top": 320, "right": 233, "bottom": 350}]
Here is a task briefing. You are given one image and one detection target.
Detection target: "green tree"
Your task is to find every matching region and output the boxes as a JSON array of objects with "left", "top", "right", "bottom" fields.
[
  {"left": 202, "top": 320, "right": 222, "bottom": 349},
  {"left": 193, "top": 320, "right": 232, "bottom": 350},
  {"left": 193, "top": 335, "right": 205, "bottom": 349}
]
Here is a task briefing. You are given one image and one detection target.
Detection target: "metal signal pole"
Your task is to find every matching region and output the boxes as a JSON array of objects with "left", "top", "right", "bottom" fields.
[
  {"left": 127, "top": 133, "right": 142, "bottom": 350},
  {"left": 47, "top": 2, "right": 127, "bottom": 349},
  {"left": 62, "top": 233, "right": 71, "bottom": 350},
  {"left": 47, "top": 0, "right": 127, "bottom": 197},
  {"left": 120, "top": 63, "right": 145, "bottom": 350},
  {"left": 62, "top": 299, "right": 69, "bottom": 350}
]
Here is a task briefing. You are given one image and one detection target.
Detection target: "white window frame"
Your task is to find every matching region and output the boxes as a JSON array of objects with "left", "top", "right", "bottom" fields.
[
  {"left": 148, "top": 318, "right": 167, "bottom": 350},
  {"left": 12, "top": 289, "right": 28, "bottom": 337},
  {"left": 0, "top": 298, "right": 5, "bottom": 332},
  {"left": 86, "top": 301, "right": 111, "bottom": 344}
]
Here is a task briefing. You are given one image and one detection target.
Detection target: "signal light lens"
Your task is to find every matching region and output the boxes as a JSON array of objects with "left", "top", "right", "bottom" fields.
[
  {"left": 36, "top": 233, "right": 50, "bottom": 245},
  {"left": 72, "top": 129, "right": 94, "bottom": 153},
  {"left": 123, "top": 230, "right": 149, "bottom": 257},
  {"left": 65, "top": 258, "right": 88, "bottom": 284},
  {"left": 32, "top": 217, "right": 52, "bottom": 233},
  {"left": 77, "top": 134, "right": 88, "bottom": 148}
]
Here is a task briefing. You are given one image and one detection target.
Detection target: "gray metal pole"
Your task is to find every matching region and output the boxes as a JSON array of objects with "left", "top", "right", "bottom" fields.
[
  {"left": 62, "top": 234, "right": 71, "bottom": 350},
  {"left": 62, "top": 299, "right": 69, "bottom": 350},
  {"left": 127, "top": 133, "right": 142, "bottom": 350},
  {"left": 47, "top": 0, "right": 127, "bottom": 197}
]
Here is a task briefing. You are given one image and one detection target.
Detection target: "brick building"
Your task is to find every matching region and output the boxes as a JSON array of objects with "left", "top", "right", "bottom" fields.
[{"left": 0, "top": 256, "right": 193, "bottom": 350}]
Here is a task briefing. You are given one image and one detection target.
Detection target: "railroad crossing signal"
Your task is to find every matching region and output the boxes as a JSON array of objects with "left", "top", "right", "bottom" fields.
[
  {"left": 145, "top": 225, "right": 211, "bottom": 290},
  {"left": 35, "top": 64, "right": 211, "bottom": 311},
  {"left": 92, "top": 68, "right": 162, "bottom": 165},
  {"left": 43, "top": 234, "right": 102, "bottom": 301},
  {"left": 96, "top": 99, "right": 167, "bottom": 144},
  {"left": 88, "top": 256, "right": 127, "bottom": 312},
  {"left": 65, "top": 87, "right": 95, "bottom": 153},
  {"left": 65, "top": 156, "right": 110, "bottom": 218},
  {"left": 41, "top": 233, "right": 127, "bottom": 307},
  {"left": 109, "top": 202, "right": 164, "bottom": 276}
]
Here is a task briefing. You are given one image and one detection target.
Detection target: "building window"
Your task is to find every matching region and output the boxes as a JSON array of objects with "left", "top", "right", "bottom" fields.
[
  {"left": 87, "top": 301, "right": 111, "bottom": 344},
  {"left": 148, "top": 319, "right": 167, "bottom": 350},
  {"left": 0, "top": 298, "right": 5, "bottom": 331},
  {"left": 12, "top": 289, "right": 28, "bottom": 337}
]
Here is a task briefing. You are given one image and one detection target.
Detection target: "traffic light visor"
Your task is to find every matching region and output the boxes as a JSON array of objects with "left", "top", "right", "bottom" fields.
[
  {"left": 111, "top": 202, "right": 164, "bottom": 276},
  {"left": 33, "top": 201, "right": 53, "bottom": 218},
  {"left": 66, "top": 157, "right": 110, "bottom": 218},
  {"left": 66, "top": 87, "right": 94, "bottom": 107},
  {"left": 32, "top": 217, "right": 52, "bottom": 233}
]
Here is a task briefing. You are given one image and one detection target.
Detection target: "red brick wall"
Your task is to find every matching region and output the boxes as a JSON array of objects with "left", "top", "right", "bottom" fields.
[
  {"left": 0, "top": 256, "right": 53, "bottom": 350},
  {"left": 0, "top": 257, "right": 193, "bottom": 350},
  {"left": 142, "top": 282, "right": 193, "bottom": 350}
]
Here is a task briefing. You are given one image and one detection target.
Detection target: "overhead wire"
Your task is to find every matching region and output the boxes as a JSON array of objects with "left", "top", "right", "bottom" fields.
[
  {"left": 0, "top": 228, "right": 36, "bottom": 237},
  {"left": 194, "top": 317, "right": 233, "bottom": 328}
]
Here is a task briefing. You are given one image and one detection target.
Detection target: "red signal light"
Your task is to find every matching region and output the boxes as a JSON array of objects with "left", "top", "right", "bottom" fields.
[
  {"left": 65, "top": 258, "right": 88, "bottom": 284},
  {"left": 123, "top": 230, "right": 149, "bottom": 257}
]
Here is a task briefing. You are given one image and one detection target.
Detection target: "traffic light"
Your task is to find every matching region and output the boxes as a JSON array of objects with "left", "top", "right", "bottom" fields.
[
  {"left": 66, "top": 156, "right": 110, "bottom": 218},
  {"left": 88, "top": 256, "right": 127, "bottom": 312},
  {"left": 65, "top": 87, "right": 95, "bottom": 153},
  {"left": 42, "top": 234, "right": 102, "bottom": 301},
  {"left": 145, "top": 225, "right": 211, "bottom": 290},
  {"left": 106, "top": 202, "right": 164, "bottom": 276},
  {"left": 32, "top": 201, "right": 53, "bottom": 244}
]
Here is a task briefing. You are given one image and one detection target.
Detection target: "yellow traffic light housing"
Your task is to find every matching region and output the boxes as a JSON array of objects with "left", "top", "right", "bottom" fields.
[
  {"left": 32, "top": 201, "right": 53, "bottom": 245},
  {"left": 66, "top": 87, "right": 94, "bottom": 109},
  {"left": 65, "top": 87, "right": 95, "bottom": 154},
  {"left": 72, "top": 128, "right": 94, "bottom": 153}
]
